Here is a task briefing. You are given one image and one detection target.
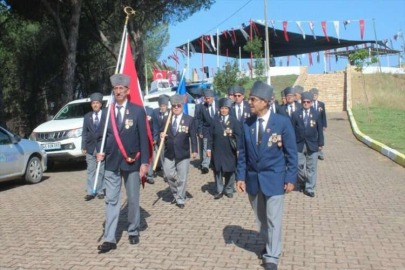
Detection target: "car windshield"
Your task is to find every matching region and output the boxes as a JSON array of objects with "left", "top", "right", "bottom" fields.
[{"left": 54, "top": 101, "right": 107, "bottom": 120}]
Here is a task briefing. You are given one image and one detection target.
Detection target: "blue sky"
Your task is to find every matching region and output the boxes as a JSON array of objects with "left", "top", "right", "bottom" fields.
[{"left": 160, "top": 0, "right": 405, "bottom": 76}]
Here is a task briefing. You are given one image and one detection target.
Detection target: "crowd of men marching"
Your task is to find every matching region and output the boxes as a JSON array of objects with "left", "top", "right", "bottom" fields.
[{"left": 80, "top": 73, "right": 327, "bottom": 270}]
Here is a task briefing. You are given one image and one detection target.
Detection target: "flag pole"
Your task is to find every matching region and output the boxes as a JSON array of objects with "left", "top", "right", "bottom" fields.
[
  {"left": 153, "top": 110, "right": 172, "bottom": 171},
  {"left": 92, "top": 7, "right": 135, "bottom": 194},
  {"left": 187, "top": 39, "right": 190, "bottom": 81}
]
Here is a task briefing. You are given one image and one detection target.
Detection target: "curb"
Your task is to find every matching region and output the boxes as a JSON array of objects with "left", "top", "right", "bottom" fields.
[{"left": 347, "top": 109, "right": 405, "bottom": 167}]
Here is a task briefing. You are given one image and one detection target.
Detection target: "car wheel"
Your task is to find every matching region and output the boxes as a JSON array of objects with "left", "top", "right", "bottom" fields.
[{"left": 25, "top": 157, "right": 43, "bottom": 184}]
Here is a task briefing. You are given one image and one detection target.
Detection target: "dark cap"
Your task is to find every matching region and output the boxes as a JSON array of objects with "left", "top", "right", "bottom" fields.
[
  {"left": 203, "top": 88, "right": 214, "bottom": 97},
  {"left": 158, "top": 94, "right": 170, "bottom": 106},
  {"left": 294, "top": 85, "right": 304, "bottom": 94},
  {"left": 219, "top": 98, "right": 233, "bottom": 109},
  {"left": 301, "top": 92, "right": 314, "bottom": 101},
  {"left": 170, "top": 94, "right": 184, "bottom": 105},
  {"left": 250, "top": 81, "right": 273, "bottom": 101},
  {"left": 90, "top": 92, "right": 103, "bottom": 103},
  {"left": 310, "top": 88, "right": 319, "bottom": 95},
  {"left": 233, "top": 86, "right": 245, "bottom": 95},
  {"left": 110, "top": 74, "right": 130, "bottom": 87},
  {"left": 284, "top": 87, "right": 295, "bottom": 95},
  {"left": 227, "top": 87, "right": 235, "bottom": 95},
  {"left": 281, "top": 90, "right": 286, "bottom": 97}
]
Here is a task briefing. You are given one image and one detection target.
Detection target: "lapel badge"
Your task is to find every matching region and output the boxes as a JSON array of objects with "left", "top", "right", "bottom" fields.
[
  {"left": 266, "top": 129, "right": 271, "bottom": 133},
  {"left": 125, "top": 119, "right": 129, "bottom": 125},
  {"left": 125, "top": 124, "right": 130, "bottom": 129},
  {"left": 271, "top": 133, "right": 278, "bottom": 143},
  {"left": 299, "top": 114, "right": 302, "bottom": 118},
  {"left": 178, "top": 125, "right": 182, "bottom": 133},
  {"left": 147, "top": 116, "right": 151, "bottom": 121},
  {"left": 223, "top": 130, "right": 227, "bottom": 137},
  {"left": 277, "top": 135, "right": 282, "bottom": 147},
  {"left": 126, "top": 109, "right": 129, "bottom": 115},
  {"left": 319, "top": 107, "right": 323, "bottom": 111},
  {"left": 185, "top": 126, "right": 189, "bottom": 133},
  {"left": 229, "top": 129, "right": 232, "bottom": 135},
  {"left": 267, "top": 140, "right": 272, "bottom": 147},
  {"left": 251, "top": 128, "right": 255, "bottom": 134},
  {"left": 181, "top": 119, "right": 184, "bottom": 124},
  {"left": 244, "top": 112, "right": 247, "bottom": 118},
  {"left": 128, "top": 119, "right": 133, "bottom": 127},
  {"left": 310, "top": 114, "right": 313, "bottom": 118},
  {"left": 182, "top": 126, "right": 186, "bottom": 132},
  {"left": 226, "top": 121, "right": 230, "bottom": 126}
]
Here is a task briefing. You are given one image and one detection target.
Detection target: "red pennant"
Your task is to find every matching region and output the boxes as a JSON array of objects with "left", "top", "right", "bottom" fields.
[
  {"left": 309, "top": 53, "right": 313, "bottom": 66},
  {"left": 321, "top": 21, "right": 330, "bottom": 42},
  {"left": 283, "top": 21, "right": 289, "bottom": 42},
  {"left": 231, "top": 28, "right": 237, "bottom": 42},
  {"left": 359, "top": 19, "right": 365, "bottom": 40},
  {"left": 252, "top": 21, "right": 260, "bottom": 36}
]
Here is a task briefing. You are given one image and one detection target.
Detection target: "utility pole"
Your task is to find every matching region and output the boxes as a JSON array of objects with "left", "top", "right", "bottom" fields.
[{"left": 264, "top": 0, "right": 271, "bottom": 85}]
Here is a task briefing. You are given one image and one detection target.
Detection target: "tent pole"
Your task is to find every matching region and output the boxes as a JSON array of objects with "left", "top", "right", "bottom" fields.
[
  {"left": 372, "top": 18, "right": 382, "bottom": 73},
  {"left": 239, "top": 46, "right": 242, "bottom": 71},
  {"left": 187, "top": 40, "right": 190, "bottom": 81},
  {"left": 264, "top": 0, "right": 271, "bottom": 85},
  {"left": 323, "top": 52, "right": 327, "bottom": 74}
]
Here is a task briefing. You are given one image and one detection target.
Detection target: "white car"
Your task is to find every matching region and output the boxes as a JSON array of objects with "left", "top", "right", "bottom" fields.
[
  {"left": 0, "top": 127, "right": 47, "bottom": 184},
  {"left": 29, "top": 96, "right": 110, "bottom": 162}
]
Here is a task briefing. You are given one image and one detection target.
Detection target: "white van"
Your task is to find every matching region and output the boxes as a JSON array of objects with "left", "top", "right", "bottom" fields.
[{"left": 29, "top": 96, "right": 110, "bottom": 162}]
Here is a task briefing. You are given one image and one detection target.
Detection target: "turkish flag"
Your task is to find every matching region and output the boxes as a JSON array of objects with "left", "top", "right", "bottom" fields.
[
  {"left": 122, "top": 34, "right": 153, "bottom": 188},
  {"left": 153, "top": 69, "right": 166, "bottom": 80}
]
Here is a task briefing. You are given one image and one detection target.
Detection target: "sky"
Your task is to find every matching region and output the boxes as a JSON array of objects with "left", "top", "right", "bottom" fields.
[{"left": 160, "top": 0, "right": 405, "bottom": 78}]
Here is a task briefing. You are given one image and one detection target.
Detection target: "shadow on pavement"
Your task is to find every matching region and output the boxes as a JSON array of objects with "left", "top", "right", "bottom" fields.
[
  {"left": 201, "top": 181, "right": 217, "bottom": 195},
  {"left": 0, "top": 176, "right": 50, "bottom": 192},
  {"left": 223, "top": 225, "right": 263, "bottom": 257},
  {"left": 47, "top": 160, "right": 87, "bottom": 172}
]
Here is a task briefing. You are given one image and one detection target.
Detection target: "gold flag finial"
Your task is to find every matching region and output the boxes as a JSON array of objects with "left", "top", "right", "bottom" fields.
[{"left": 124, "top": 6, "right": 135, "bottom": 25}]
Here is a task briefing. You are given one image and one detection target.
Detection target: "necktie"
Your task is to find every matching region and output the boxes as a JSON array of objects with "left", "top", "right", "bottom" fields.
[
  {"left": 116, "top": 106, "right": 123, "bottom": 127},
  {"left": 237, "top": 104, "right": 242, "bottom": 120},
  {"left": 210, "top": 105, "right": 214, "bottom": 118},
  {"left": 304, "top": 110, "right": 309, "bottom": 128},
  {"left": 288, "top": 105, "right": 292, "bottom": 117},
  {"left": 258, "top": 118, "right": 264, "bottom": 148},
  {"left": 172, "top": 115, "right": 178, "bottom": 135},
  {"left": 94, "top": 113, "right": 99, "bottom": 129}
]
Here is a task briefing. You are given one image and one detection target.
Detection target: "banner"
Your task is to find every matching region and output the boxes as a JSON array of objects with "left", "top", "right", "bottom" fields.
[
  {"left": 309, "top": 21, "right": 316, "bottom": 39},
  {"left": 283, "top": 21, "right": 289, "bottom": 42},
  {"left": 321, "top": 21, "right": 330, "bottom": 42},
  {"left": 334, "top": 21, "right": 340, "bottom": 43},
  {"left": 296, "top": 21, "right": 306, "bottom": 39},
  {"left": 359, "top": 19, "right": 365, "bottom": 40},
  {"left": 153, "top": 69, "right": 168, "bottom": 81}
]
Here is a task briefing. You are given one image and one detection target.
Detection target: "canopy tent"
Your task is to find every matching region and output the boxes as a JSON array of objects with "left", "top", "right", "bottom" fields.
[{"left": 177, "top": 21, "right": 383, "bottom": 58}]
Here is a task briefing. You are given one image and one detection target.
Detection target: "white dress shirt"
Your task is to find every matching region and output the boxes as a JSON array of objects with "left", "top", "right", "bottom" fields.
[
  {"left": 172, "top": 113, "right": 183, "bottom": 132},
  {"left": 256, "top": 109, "right": 271, "bottom": 142}
]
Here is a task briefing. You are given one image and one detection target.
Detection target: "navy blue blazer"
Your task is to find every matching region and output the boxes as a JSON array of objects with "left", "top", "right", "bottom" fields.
[
  {"left": 82, "top": 109, "right": 106, "bottom": 153},
  {"left": 291, "top": 107, "right": 324, "bottom": 153},
  {"left": 207, "top": 115, "right": 241, "bottom": 173},
  {"left": 162, "top": 113, "right": 198, "bottom": 162},
  {"left": 230, "top": 100, "right": 251, "bottom": 124},
  {"left": 312, "top": 100, "right": 327, "bottom": 128},
  {"left": 200, "top": 101, "right": 219, "bottom": 138},
  {"left": 236, "top": 113, "right": 298, "bottom": 197},
  {"left": 195, "top": 103, "right": 203, "bottom": 136},
  {"left": 278, "top": 101, "right": 303, "bottom": 119},
  {"left": 151, "top": 108, "right": 169, "bottom": 142},
  {"left": 102, "top": 102, "right": 150, "bottom": 172}
]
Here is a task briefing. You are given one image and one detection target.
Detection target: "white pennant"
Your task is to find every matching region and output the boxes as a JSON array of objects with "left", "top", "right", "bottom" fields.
[
  {"left": 203, "top": 39, "right": 213, "bottom": 52},
  {"left": 270, "top": 20, "right": 278, "bottom": 37},
  {"left": 240, "top": 27, "right": 249, "bottom": 40},
  {"left": 334, "top": 21, "right": 340, "bottom": 43},
  {"left": 189, "top": 42, "right": 196, "bottom": 54},
  {"left": 308, "top": 21, "right": 316, "bottom": 39},
  {"left": 296, "top": 21, "right": 306, "bottom": 40},
  {"left": 210, "top": 35, "right": 217, "bottom": 51}
]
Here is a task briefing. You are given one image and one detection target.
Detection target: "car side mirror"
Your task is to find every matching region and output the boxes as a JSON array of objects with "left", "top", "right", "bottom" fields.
[
  {"left": 12, "top": 135, "right": 21, "bottom": 144},
  {"left": 47, "top": 115, "right": 54, "bottom": 121}
]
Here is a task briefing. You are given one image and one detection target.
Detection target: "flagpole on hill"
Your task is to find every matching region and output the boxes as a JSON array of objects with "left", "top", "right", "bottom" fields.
[{"left": 92, "top": 7, "right": 135, "bottom": 194}]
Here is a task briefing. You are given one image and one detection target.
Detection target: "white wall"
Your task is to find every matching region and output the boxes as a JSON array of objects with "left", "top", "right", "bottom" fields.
[{"left": 362, "top": 67, "right": 405, "bottom": 74}]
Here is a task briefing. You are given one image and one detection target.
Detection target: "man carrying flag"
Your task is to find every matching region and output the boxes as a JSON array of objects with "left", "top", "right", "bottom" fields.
[{"left": 96, "top": 74, "right": 149, "bottom": 252}]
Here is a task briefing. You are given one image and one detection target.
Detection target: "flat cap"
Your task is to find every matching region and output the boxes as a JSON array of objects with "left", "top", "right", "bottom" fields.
[
  {"left": 219, "top": 98, "right": 233, "bottom": 109},
  {"left": 284, "top": 87, "right": 295, "bottom": 95},
  {"left": 90, "top": 92, "right": 103, "bottom": 102},
  {"left": 233, "top": 86, "right": 245, "bottom": 94},
  {"left": 281, "top": 90, "right": 286, "bottom": 97},
  {"left": 294, "top": 85, "right": 304, "bottom": 94},
  {"left": 310, "top": 88, "right": 319, "bottom": 95},
  {"left": 250, "top": 81, "right": 273, "bottom": 101},
  {"left": 227, "top": 86, "right": 235, "bottom": 95},
  {"left": 170, "top": 94, "right": 184, "bottom": 105},
  {"left": 203, "top": 88, "right": 214, "bottom": 97},
  {"left": 158, "top": 94, "right": 170, "bottom": 106},
  {"left": 110, "top": 74, "right": 130, "bottom": 88},
  {"left": 301, "top": 91, "right": 314, "bottom": 101}
]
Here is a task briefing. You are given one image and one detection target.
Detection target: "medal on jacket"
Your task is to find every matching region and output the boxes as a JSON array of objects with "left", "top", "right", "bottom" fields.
[{"left": 277, "top": 135, "right": 282, "bottom": 147}]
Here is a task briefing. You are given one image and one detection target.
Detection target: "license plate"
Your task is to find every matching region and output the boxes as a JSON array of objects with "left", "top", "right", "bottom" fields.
[{"left": 41, "top": 142, "right": 61, "bottom": 151}]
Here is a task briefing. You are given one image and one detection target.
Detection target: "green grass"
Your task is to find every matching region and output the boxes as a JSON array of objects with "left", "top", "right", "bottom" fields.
[{"left": 352, "top": 106, "right": 405, "bottom": 153}]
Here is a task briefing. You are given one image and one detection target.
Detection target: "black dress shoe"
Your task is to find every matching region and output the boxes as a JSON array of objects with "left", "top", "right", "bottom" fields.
[
  {"left": 176, "top": 203, "right": 185, "bottom": 209},
  {"left": 128, "top": 235, "right": 139, "bottom": 245},
  {"left": 98, "top": 242, "right": 116, "bottom": 252},
  {"left": 84, "top": 195, "right": 95, "bottom": 201},
  {"left": 201, "top": 167, "right": 209, "bottom": 174},
  {"left": 258, "top": 248, "right": 266, "bottom": 259},
  {"left": 224, "top": 193, "right": 233, "bottom": 198},
  {"left": 214, "top": 193, "right": 223, "bottom": 199},
  {"left": 146, "top": 178, "right": 155, "bottom": 184},
  {"left": 318, "top": 155, "right": 324, "bottom": 160},
  {"left": 97, "top": 194, "right": 105, "bottom": 199},
  {"left": 263, "top": 262, "right": 278, "bottom": 270},
  {"left": 304, "top": 190, "right": 315, "bottom": 198}
]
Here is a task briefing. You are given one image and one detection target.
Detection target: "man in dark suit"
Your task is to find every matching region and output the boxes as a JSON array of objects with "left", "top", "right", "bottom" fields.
[
  {"left": 161, "top": 94, "right": 198, "bottom": 209},
  {"left": 291, "top": 92, "right": 324, "bottom": 197},
  {"left": 96, "top": 74, "right": 149, "bottom": 252},
  {"left": 227, "top": 86, "right": 235, "bottom": 102},
  {"left": 278, "top": 87, "right": 302, "bottom": 120},
  {"left": 199, "top": 88, "right": 218, "bottom": 174},
  {"left": 294, "top": 85, "right": 304, "bottom": 104},
  {"left": 207, "top": 98, "right": 241, "bottom": 199},
  {"left": 236, "top": 81, "right": 298, "bottom": 270},
  {"left": 280, "top": 90, "right": 286, "bottom": 106},
  {"left": 145, "top": 105, "right": 155, "bottom": 184},
  {"left": 82, "top": 92, "right": 106, "bottom": 201},
  {"left": 230, "top": 86, "right": 251, "bottom": 125},
  {"left": 310, "top": 88, "right": 327, "bottom": 161},
  {"left": 269, "top": 92, "right": 280, "bottom": 114}
]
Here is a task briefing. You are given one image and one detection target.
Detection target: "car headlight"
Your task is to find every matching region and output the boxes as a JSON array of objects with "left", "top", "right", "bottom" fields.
[
  {"left": 67, "top": 128, "right": 83, "bottom": 138},
  {"left": 29, "top": 132, "right": 37, "bottom": 141}
]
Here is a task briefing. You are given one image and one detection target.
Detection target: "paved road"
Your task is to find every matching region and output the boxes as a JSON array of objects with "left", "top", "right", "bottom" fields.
[{"left": 1, "top": 112, "right": 404, "bottom": 270}]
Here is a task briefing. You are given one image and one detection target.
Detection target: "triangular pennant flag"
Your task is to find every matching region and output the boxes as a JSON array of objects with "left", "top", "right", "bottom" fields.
[
  {"left": 270, "top": 20, "right": 278, "bottom": 37},
  {"left": 227, "top": 31, "right": 235, "bottom": 45},
  {"left": 210, "top": 35, "right": 217, "bottom": 51},
  {"left": 343, "top": 20, "right": 351, "bottom": 30},
  {"left": 231, "top": 28, "right": 237, "bottom": 43},
  {"left": 309, "top": 21, "right": 316, "bottom": 39},
  {"left": 317, "top": 52, "right": 320, "bottom": 63},
  {"left": 359, "top": 19, "right": 365, "bottom": 40},
  {"left": 296, "top": 21, "right": 306, "bottom": 39},
  {"left": 333, "top": 21, "right": 340, "bottom": 43},
  {"left": 283, "top": 21, "right": 289, "bottom": 42},
  {"left": 393, "top": 34, "right": 398, "bottom": 41},
  {"left": 321, "top": 21, "right": 330, "bottom": 42},
  {"left": 240, "top": 26, "right": 249, "bottom": 40},
  {"left": 309, "top": 52, "right": 313, "bottom": 66},
  {"left": 189, "top": 43, "right": 196, "bottom": 54},
  {"left": 202, "top": 39, "right": 213, "bottom": 52}
]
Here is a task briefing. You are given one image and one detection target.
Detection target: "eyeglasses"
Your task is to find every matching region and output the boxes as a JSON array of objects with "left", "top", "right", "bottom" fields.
[
  {"left": 172, "top": 104, "right": 182, "bottom": 108},
  {"left": 302, "top": 100, "right": 312, "bottom": 104},
  {"left": 113, "top": 86, "right": 128, "bottom": 92},
  {"left": 248, "top": 97, "right": 262, "bottom": 103},
  {"left": 234, "top": 94, "right": 243, "bottom": 98}
]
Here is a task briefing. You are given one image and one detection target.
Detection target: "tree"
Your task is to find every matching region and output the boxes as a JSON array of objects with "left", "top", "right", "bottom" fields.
[
  {"left": 349, "top": 49, "right": 378, "bottom": 122},
  {"left": 243, "top": 36, "right": 265, "bottom": 77}
]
